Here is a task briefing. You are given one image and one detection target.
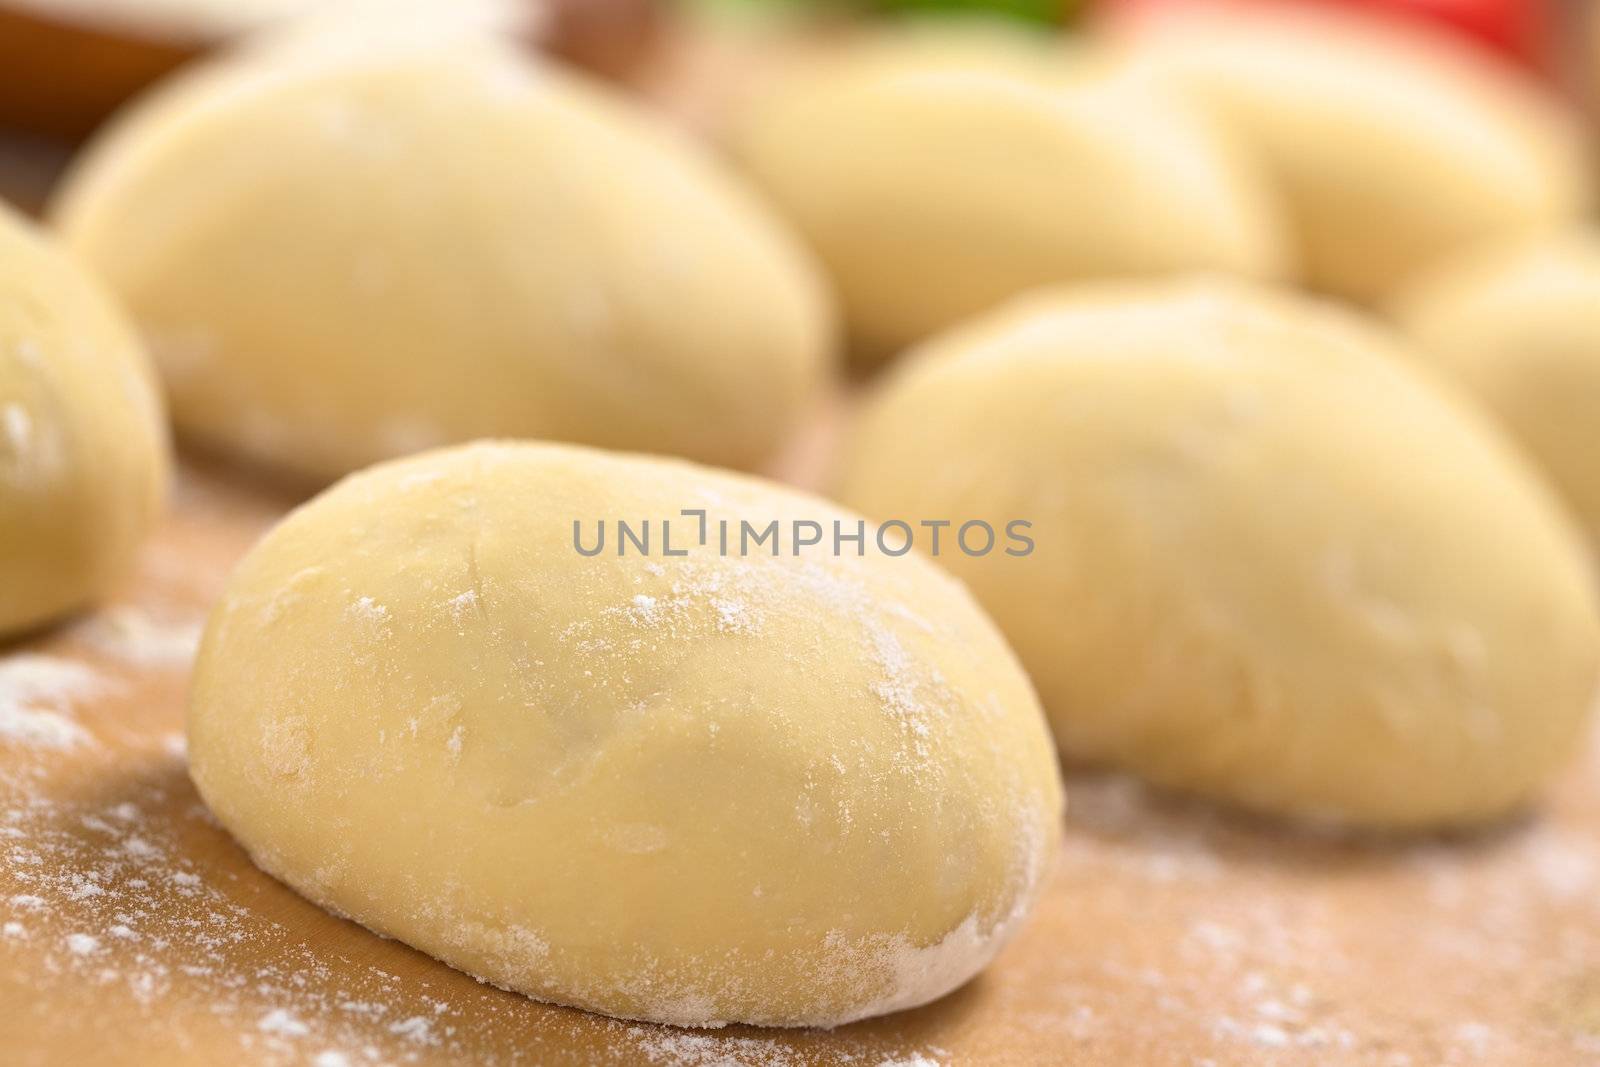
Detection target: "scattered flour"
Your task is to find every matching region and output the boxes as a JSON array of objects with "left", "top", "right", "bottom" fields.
[
  {"left": 630, "top": 1030, "right": 945, "bottom": 1067},
  {"left": 0, "top": 706, "right": 90, "bottom": 751},
  {"left": 65, "top": 932, "right": 101, "bottom": 956},
  {"left": 0, "top": 655, "right": 102, "bottom": 751},
  {"left": 349, "top": 597, "right": 389, "bottom": 623},
  {"left": 387, "top": 1015, "right": 437, "bottom": 1045},
  {"left": 446, "top": 589, "right": 479, "bottom": 622},
  {"left": 259, "top": 1008, "right": 311, "bottom": 1037},
  {"left": 1, "top": 402, "right": 31, "bottom": 450},
  {"left": 71, "top": 608, "right": 204, "bottom": 669}
]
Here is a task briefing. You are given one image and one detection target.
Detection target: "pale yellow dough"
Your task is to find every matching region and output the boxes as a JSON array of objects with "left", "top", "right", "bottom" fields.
[
  {"left": 53, "top": 28, "right": 834, "bottom": 484},
  {"left": 0, "top": 204, "right": 169, "bottom": 638},
  {"left": 1393, "top": 230, "right": 1600, "bottom": 547},
  {"left": 729, "top": 29, "right": 1288, "bottom": 359},
  {"left": 187, "top": 442, "right": 1063, "bottom": 1027},
  {"left": 1116, "top": 7, "right": 1591, "bottom": 304},
  {"left": 835, "top": 279, "right": 1600, "bottom": 829}
]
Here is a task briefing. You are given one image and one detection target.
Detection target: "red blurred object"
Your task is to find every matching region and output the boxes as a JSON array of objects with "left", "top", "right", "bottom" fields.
[
  {"left": 1100, "top": 0, "right": 1555, "bottom": 72},
  {"left": 1346, "top": 0, "right": 1548, "bottom": 67}
]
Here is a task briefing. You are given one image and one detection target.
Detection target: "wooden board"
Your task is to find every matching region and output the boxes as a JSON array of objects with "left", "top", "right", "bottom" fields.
[{"left": 3, "top": 451, "right": 1600, "bottom": 1067}]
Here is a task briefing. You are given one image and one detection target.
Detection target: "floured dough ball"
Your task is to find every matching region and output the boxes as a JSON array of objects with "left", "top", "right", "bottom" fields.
[
  {"left": 52, "top": 25, "right": 833, "bottom": 484},
  {"left": 835, "top": 279, "right": 1600, "bottom": 829},
  {"left": 728, "top": 29, "right": 1287, "bottom": 359},
  {"left": 0, "top": 204, "right": 169, "bottom": 637},
  {"left": 1393, "top": 231, "right": 1600, "bottom": 546},
  {"left": 1115, "top": 6, "right": 1591, "bottom": 304},
  {"left": 187, "top": 441, "right": 1062, "bottom": 1027}
]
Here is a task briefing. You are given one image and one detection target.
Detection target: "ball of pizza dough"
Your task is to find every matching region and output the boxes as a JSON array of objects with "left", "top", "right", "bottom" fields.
[
  {"left": 0, "top": 204, "right": 169, "bottom": 637},
  {"left": 187, "top": 441, "right": 1062, "bottom": 1027},
  {"left": 729, "top": 29, "right": 1288, "bottom": 359},
  {"left": 835, "top": 279, "right": 1600, "bottom": 829},
  {"left": 53, "top": 25, "right": 833, "bottom": 484},
  {"left": 1115, "top": 6, "right": 1591, "bottom": 304},
  {"left": 1393, "top": 230, "right": 1600, "bottom": 546}
]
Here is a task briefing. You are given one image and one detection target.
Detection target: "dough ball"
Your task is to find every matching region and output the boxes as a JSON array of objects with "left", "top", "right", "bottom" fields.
[
  {"left": 835, "top": 279, "right": 1600, "bottom": 829},
  {"left": 1393, "top": 230, "right": 1600, "bottom": 546},
  {"left": 728, "top": 29, "right": 1288, "bottom": 360},
  {"left": 187, "top": 442, "right": 1062, "bottom": 1027},
  {"left": 1115, "top": 6, "right": 1591, "bottom": 304},
  {"left": 0, "top": 204, "right": 169, "bottom": 637},
  {"left": 53, "top": 26, "right": 833, "bottom": 484}
]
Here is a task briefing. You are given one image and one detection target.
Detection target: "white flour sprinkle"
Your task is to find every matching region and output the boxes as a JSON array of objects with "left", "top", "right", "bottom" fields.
[
  {"left": 387, "top": 1015, "right": 437, "bottom": 1044},
  {"left": 629, "top": 594, "right": 660, "bottom": 623},
  {"left": 711, "top": 598, "right": 750, "bottom": 634},
  {"left": 0, "top": 742, "right": 496, "bottom": 1064},
  {"left": 0, "top": 706, "right": 90, "bottom": 750},
  {"left": 0, "top": 655, "right": 102, "bottom": 751},
  {"left": 349, "top": 597, "right": 389, "bottom": 622},
  {"left": 2, "top": 402, "right": 31, "bottom": 450},
  {"left": 65, "top": 932, "right": 101, "bottom": 956},
  {"left": 629, "top": 1029, "right": 946, "bottom": 1067},
  {"left": 447, "top": 589, "right": 479, "bottom": 621},
  {"left": 121, "top": 836, "right": 160, "bottom": 860},
  {"left": 72, "top": 608, "right": 204, "bottom": 668},
  {"left": 259, "top": 1009, "right": 312, "bottom": 1037}
]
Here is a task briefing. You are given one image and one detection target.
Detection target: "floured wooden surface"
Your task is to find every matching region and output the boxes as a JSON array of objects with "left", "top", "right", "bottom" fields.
[{"left": 2, "top": 455, "right": 1599, "bottom": 1066}]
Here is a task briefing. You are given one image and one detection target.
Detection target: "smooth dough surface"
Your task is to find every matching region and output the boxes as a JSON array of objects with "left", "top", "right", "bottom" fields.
[
  {"left": 835, "top": 279, "right": 1600, "bottom": 829},
  {"left": 187, "top": 442, "right": 1063, "bottom": 1028},
  {"left": 53, "top": 27, "right": 834, "bottom": 483},
  {"left": 729, "top": 29, "right": 1288, "bottom": 359},
  {"left": 0, "top": 204, "right": 169, "bottom": 637},
  {"left": 1393, "top": 230, "right": 1600, "bottom": 548},
  {"left": 1116, "top": 7, "right": 1591, "bottom": 304}
]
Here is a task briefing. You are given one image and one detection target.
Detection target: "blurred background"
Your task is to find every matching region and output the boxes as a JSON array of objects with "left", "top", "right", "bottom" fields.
[{"left": 0, "top": 0, "right": 1594, "bottom": 181}]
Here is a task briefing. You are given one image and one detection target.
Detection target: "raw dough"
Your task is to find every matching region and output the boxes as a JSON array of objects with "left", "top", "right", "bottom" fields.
[
  {"left": 1115, "top": 6, "right": 1590, "bottom": 304},
  {"left": 835, "top": 279, "right": 1600, "bottom": 829},
  {"left": 53, "top": 24, "right": 834, "bottom": 483},
  {"left": 187, "top": 441, "right": 1063, "bottom": 1027},
  {"left": 729, "top": 28, "right": 1287, "bottom": 359},
  {"left": 1393, "top": 230, "right": 1600, "bottom": 546},
  {"left": 0, "top": 204, "right": 169, "bottom": 637}
]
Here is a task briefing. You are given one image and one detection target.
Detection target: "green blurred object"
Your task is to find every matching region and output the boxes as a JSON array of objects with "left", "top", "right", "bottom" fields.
[{"left": 872, "top": 0, "right": 1071, "bottom": 24}]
